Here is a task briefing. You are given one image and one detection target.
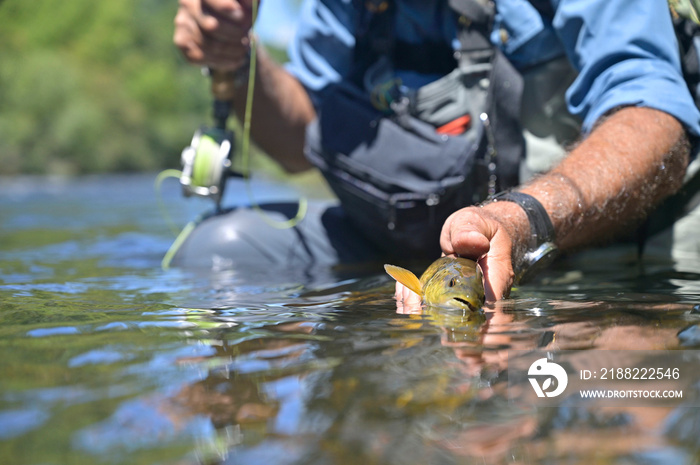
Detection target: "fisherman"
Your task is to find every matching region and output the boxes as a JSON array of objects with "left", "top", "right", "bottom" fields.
[{"left": 173, "top": 0, "right": 700, "bottom": 302}]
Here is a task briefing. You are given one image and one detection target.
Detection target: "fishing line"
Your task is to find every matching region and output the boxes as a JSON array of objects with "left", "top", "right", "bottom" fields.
[
  {"left": 240, "top": 0, "right": 308, "bottom": 229},
  {"left": 154, "top": 168, "right": 184, "bottom": 236},
  {"left": 161, "top": 218, "right": 198, "bottom": 270},
  {"left": 155, "top": 168, "right": 195, "bottom": 270}
]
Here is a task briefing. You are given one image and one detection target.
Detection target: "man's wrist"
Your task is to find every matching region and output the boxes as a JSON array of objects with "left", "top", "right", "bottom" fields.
[
  {"left": 478, "top": 199, "right": 531, "bottom": 270},
  {"left": 482, "top": 191, "right": 559, "bottom": 283},
  {"left": 491, "top": 192, "right": 556, "bottom": 246}
]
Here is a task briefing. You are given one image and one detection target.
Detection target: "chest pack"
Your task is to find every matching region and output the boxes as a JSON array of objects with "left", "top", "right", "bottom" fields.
[{"left": 304, "top": 0, "right": 525, "bottom": 257}]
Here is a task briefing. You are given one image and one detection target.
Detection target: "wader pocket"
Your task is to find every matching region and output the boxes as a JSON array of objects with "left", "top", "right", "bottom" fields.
[
  {"left": 314, "top": 163, "right": 469, "bottom": 257},
  {"left": 305, "top": 82, "right": 487, "bottom": 256}
]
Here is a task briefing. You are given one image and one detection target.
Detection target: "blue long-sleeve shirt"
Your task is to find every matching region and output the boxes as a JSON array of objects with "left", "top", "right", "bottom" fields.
[{"left": 286, "top": 0, "right": 700, "bottom": 136}]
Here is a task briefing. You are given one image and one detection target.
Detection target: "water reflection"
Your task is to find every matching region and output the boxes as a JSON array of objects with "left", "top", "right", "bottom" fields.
[
  {"left": 67, "top": 271, "right": 696, "bottom": 464},
  {"left": 3, "top": 176, "right": 700, "bottom": 464}
]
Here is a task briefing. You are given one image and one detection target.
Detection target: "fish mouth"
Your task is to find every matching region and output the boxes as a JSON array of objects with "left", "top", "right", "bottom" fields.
[{"left": 453, "top": 297, "right": 478, "bottom": 311}]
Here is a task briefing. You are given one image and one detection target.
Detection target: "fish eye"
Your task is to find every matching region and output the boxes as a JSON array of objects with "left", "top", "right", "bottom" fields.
[{"left": 449, "top": 277, "right": 457, "bottom": 287}]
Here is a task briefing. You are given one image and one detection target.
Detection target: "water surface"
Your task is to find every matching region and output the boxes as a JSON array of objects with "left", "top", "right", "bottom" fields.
[{"left": 2, "top": 174, "right": 700, "bottom": 464}]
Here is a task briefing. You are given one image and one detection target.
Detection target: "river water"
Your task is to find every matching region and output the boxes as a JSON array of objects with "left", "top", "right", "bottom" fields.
[{"left": 2, "top": 174, "right": 700, "bottom": 464}]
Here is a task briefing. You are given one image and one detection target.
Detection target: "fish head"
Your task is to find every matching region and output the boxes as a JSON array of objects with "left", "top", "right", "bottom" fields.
[{"left": 421, "top": 257, "right": 485, "bottom": 311}]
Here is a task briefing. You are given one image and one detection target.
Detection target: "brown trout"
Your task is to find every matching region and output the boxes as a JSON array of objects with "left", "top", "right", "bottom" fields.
[{"left": 384, "top": 256, "right": 485, "bottom": 311}]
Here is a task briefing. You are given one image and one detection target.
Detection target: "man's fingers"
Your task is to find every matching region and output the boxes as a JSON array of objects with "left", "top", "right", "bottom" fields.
[
  {"left": 395, "top": 281, "right": 421, "bottom": 304},
  {"left": 174, "top": 10, "right": 206, "bottom": 63},
  {"left": 440, "top": 206, "right": 516, "bottom": 302},
  {"left": 478, "top": 255, "right": 512, "bottom": 302},
  {"left": 204, "top": 0, "right": 241, "bottom": 14},
  {"left": 440, "top": 207, "right": 493, "bottom": 258},
  {"left": 174, "top": 0, "right": 252, "bottom": 67},
  {"left": 394, "top": 282, "right": 422, "bottom": 314},
  {"left": 201, "top": 0, "right": 253, "bottom": 31}
]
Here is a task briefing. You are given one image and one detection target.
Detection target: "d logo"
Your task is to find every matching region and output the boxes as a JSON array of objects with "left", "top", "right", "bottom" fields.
[{"left": 528, "top": 358, "right": 568, "bottom": 398}]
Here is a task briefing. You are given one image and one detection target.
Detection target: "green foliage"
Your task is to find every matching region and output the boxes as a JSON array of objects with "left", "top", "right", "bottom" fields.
[{"left": 0, "top": 0, "right": 282, "bottom": 175}]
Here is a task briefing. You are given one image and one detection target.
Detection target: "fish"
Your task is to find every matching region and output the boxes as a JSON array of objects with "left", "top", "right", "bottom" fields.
[{"left": 384, "top": 256, "right": 485, "bottom": 311}]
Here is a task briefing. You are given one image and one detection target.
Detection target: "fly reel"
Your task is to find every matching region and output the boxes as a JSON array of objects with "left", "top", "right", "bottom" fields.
[
  {"left": 180, "top": 126, "right": 235, "bottom": 206},
  {"left": 179, "top": 69, "right": 241, "bottom": 209}
]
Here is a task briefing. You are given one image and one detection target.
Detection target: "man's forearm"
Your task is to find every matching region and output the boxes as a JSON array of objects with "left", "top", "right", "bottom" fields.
[
  {"left": 518, "top": 106, "right": 689, "bottom": 252},
  {"left": 442, "top": 106, "right": 691, "bottom": 300},
  {"left": 232, "top": 45, "right": 316, "bottom": 173}
]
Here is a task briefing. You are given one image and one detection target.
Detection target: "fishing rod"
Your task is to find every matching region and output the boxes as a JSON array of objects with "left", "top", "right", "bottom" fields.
[{"left": 159, "top": 0, "right": 308, "bottom": 269}]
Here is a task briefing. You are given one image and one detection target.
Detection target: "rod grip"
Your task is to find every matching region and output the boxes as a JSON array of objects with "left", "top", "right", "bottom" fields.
[{"left": 210, "top": 69, "right": 237, "bottom": 102}]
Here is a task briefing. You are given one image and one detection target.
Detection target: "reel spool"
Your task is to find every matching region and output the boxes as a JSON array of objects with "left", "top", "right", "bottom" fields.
[
  {"left": 179, "top": 69, "right": 240, "bottom": 209},
  {"left": 179, "top": 127, "right": 235, "bottom": 206}
]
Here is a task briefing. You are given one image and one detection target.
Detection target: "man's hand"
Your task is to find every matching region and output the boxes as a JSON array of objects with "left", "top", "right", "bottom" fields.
[
  {"left": 440, "top": 204, "right": 528, "bottom": 302},
  {"left": 174, "top": 0, "right": 256, "bottom": 70},
  {"left": 393, "top": 202, "right": 527, "bottom": 304}
]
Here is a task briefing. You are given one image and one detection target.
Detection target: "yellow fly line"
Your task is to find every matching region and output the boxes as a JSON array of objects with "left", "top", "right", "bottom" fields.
[{"left": 240, "top": 0, "right": 308, "bottom": 229}]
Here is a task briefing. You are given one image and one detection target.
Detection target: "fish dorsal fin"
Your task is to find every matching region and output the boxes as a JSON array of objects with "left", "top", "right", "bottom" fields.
[{"left": 384, "top": 264, "right": 423, "bottom": 296}]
